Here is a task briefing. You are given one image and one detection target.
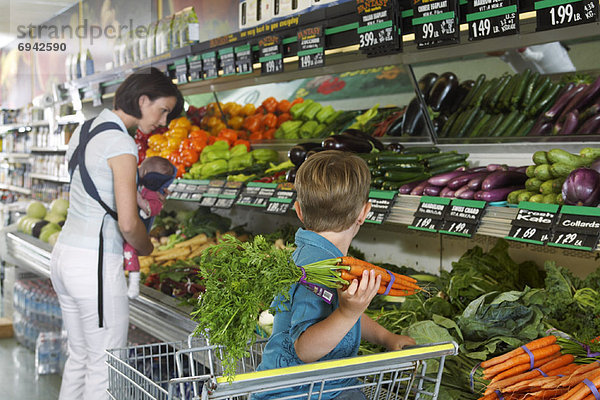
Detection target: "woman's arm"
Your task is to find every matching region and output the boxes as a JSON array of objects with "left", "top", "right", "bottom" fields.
[{"left": 108, "top": 154, "right": 154, "bottom": 256}]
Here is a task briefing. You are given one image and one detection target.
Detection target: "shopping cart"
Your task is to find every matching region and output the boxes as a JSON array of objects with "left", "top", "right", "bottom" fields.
[{"left": 107, "top": 336, "right": 458, "bottom": 400}]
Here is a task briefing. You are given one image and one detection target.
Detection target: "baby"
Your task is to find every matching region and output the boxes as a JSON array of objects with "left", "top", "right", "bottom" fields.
[{"left": 125, "top": 156, "right": 177, "bottom": 299}]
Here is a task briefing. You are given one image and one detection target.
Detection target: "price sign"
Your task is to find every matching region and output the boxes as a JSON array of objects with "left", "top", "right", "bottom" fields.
[
  {"left": 439, "top": 199, "right": 486, "bottom": 237},
  {"left": 259, "top": 36, "right": 283, "bottom": 75},
  {"left": 167, "top": 179, "right": 210, "bottom": 202},
  {"left": 505, "top": 202, "right": 559, "bottom": 245},
  {"left": 366, "top": 190, "right": 397, "bottom": 224},
  {"left": 236, "top": 182, "right": 278, "bottom": 208},
  {"left": 413, "top": 0, "right": 460, "bottom": 49},
  {"left": 218, "top": 47, "right": 236, "bottom": 77},
  {"left": 467, "top": 0, "right": 518, "bottom": 40},
  {"left": 408, "top": 196, "right": 450, "bottom": 232},
  {"left": 297, "top": 26, "right": 324, "bottom": 70},
  {"left": 202, "top": 52, "right": 218, "bottom": 80},
  {"left": 187, "top": 55, "right": 203, "bottom": 81},
  {"left": 235, "top": 44, "right": 253, "bottom": 75},
  {"left": 174, "top": 58, "right": 188, "bottom": 84},
  {"left": 535, "top": 0, "right": 598, "bottom": 31},
  {"left": 265, "top": 183, "right": 296, "bottom": 215},
  {"left": 356, "top": 0, "right": 401, "bottom": 55},
  {"left": 213, "top": 181, "right": 244, "bottom": 209},
  {"left": 548, "top": 205, "right": 600, "bottom": 251}
]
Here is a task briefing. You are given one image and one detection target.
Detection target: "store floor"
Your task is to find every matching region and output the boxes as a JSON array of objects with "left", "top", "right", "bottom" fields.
[{"left": 0, "top": 337, "right": 62, "bottom": 399}]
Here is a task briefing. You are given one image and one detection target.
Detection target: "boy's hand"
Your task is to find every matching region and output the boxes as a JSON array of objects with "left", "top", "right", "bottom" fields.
[
  {"left": 385, "top": 334, "right": 416, "bottom": 351},
  {"left": 338, "top": 269, "right": 381, "bottom": 320}
]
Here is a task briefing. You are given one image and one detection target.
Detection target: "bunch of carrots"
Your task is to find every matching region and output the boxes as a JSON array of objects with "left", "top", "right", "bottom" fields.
[{"left": 478, "top": 335, "right": 600, "bottom": 400}]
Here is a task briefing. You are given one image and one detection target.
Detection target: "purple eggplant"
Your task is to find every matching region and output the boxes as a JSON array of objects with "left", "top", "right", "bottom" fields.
[
  {"left": 508, "top": 166, "right": 529, "bottom": 174},
  {"left": 341, "top": 129, "right": 385, "bottom": 151},
  {"left": 427, "top": 170, "right": 470, "bottom": 187},
  {"left": 558, "top": 110, "right": 579, "bottom": 135},
  {"left": 486, "top": 164, "right": 509, "bottom": 172},
  {"left": 446, "top": 80, "right": 475, "bottom": 115},
  {"left": 418, "top": 73, "right": 439, "bottom": 102},
  {"left": 447, "top": 171, "right": 490, "bottom": 190},
  {"left": 399, "top": 180, "right": 425, "bottom": 194},
  {"left": 386, "top": 143, "right": 405, "bottom": 153},
  {"left": 531, "top": 122, "right": 554, "bottom": 136},
  {"left": 557, "top": 76, "right": 600, "bottom": 122},
  {"left": 286, "top": 168, "right": 297, "bottom": 183},
  {"left": 457, "top": 189, "right": 476, "bottom": 200},
  {"left": 579, "top": 100, "right": 600, "bottom": 122},
  {"left": 544, "top": 84, "right": 587, "bottom": 122},
  {"left": 481, "top": 171, "right": 528, "bottom": 191},
  {"left": 423, "top": 185, "right": 443, "bottom": 196},
  {"left": 428, "top": 72, "right": 459, "bottom": 112},
  {"left": 477, "top": 186, "right": 525, "bottom": 202},
  {"left": 467, "top": 173, "right": 491, "bottom": 190},
  {"left": 288, "top": 142, "right": 321, "bottom": 166},
  {"left": 410, "top": 180, "right": 430, "bottom": 196},
  {"left": 454, "top": 185, "right": 471, "bottom": 198},
  {"left": 562, "top": 168, "right": 600, "bottom": 206},
  {"left": 578, "top": 114, "right": 600, "bottom": 135},
  {"left": 305, "top": 147, "right": 325, "bottom": 159},
  {"left": 440, "top": 187, "right": 455, "bottom": 197},
  {"left": 322, "top": 135, "right": 373, "bottom": 153},
  {"left": 466, "top": 166, "right": 489, "bottom": 173}
]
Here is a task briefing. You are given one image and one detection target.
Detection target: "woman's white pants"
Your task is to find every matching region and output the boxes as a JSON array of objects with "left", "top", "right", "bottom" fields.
[{"left": 50, "top": 242, "right": 129, "bottom": 400}]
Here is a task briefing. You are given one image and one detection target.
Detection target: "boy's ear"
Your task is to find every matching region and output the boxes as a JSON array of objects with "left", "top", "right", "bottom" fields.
[
  {"left": 294, "top": 201, "right": 304, "bottom": 223},
  {"left": 357, "top": 202, "right": 372, "bottom": 225}
]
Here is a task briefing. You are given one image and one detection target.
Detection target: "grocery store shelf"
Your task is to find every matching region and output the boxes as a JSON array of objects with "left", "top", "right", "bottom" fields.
[
  {"left": 0, "top": 184, "right": 32, "bottom": 195},
  {"left": 30, "top": 146, "right": 68, "bottom": 153},
  {"left": 1, "top": 229, "right": 196, "bottom": 342},
  {"left": 0, "top": 153, "right": 32, "bottom": 161},
  {"left": 29, "top": 173, "right": 70, "bottom": 183},
  {"left": 250, "top": 137, "right": 433, "bottom": 151},
  {"left": 0, "top": 121, "right": 49, "bottom": 134},
  {"left": 56, "top": 115, "right": 83, "bottom": 125}
]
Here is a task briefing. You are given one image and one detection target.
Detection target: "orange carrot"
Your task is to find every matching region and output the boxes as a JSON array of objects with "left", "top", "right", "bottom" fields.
[
  {"left": 341, "top": 270, "right": 419, "bottom": 293},
  {"left": 551, "top": 364, "right": 600, "bottom": 389},
  {"left": 526, "top": 388, "right": 569, "bottom": 398},
  {"left": 483, "top": 344, "right": 562, "bottom": 378},
  {"left": 488, "top": 353, "right": 561, "bottom": 382},
  {"left": 481, "top": 336, "right": 557, "bottom": 369},
  {"left": 376, "top": 286, "right": 416, "bottom": 296},
  {"left": 556, "top": 369, "right": 600, "bottom": 400},
  {"left": 545, "top": 362, "right": 579, "bottom": 377},
  {"left": 500, "top": 355, "right": 574, "bottom": 392},
  {"left": 477, "top": 392, "right": 501, "bottom": 400},
  {"left": 345, "top": 265, "right": 422, "bottom": 290},
  {"left": 339, "top": 257, "right": 417, "bottom": 283},
  {"left": 340, "top": 270, "right": 358, "bottom": 283}
]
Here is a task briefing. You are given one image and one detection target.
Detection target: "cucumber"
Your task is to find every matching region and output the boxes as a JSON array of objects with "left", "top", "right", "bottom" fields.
[
  {"left": 543, "top": 193, "right": 557, "bottom": 204},
  {"left": 487, "top": 75, "right": 510, "bottom": 110},
  {"left": 384, "top": 171, "right": 430, "bottom": 182},
  {"left": 529, "top": 194, "right": 545, "bottom": 203},
  {"left": 525, "top": 177, "right": 543, "bottom": 193},
  {"left": 520, "top": 72, "right": 540, "bottom": 110},
  {"left": 511, "top": 69, "right": 532, "bottom": 107},
  {"left": 526, "top": 165, "right": 536, "bottom": 178},
  {"left": 379, "top": 164, "right": 425, "bottom": 173},
  {"left": 468, "top": 113, "right": 493, "bottom": 138},
  {"left": 532, "top": 151, "right": 549, "bottom": 165},
  {"left": 540, "top": 178, "right": 563, "bottom": 195},
  {"left": 550, "top": 163, "right": 574, "bottom": 178},
  {"left": 546, "top": 149, "right": 587, "bottom": 167},
  {"left": 481, "top": 113, "right": 505, "bottom": 137},
  {"left": 402, "top": 146, "right": 440, "bottom": 155},
  {"left": 493, "top": 110, "right": 520, "bottom": 137},
  {"left": 517, "top": 191, "right": 534, "bottom": 202},
  {"left": 429, "top": 161, "right": 468, "bottom": 176},
  {"left": 377, "top": 154, "right": 421, "bottom": 163},
  {"left": 500, "top": 112, "right": 527, "bottom": 137},
  {"left": 514, "top": 119, "right": 535, "bottom": 137},
  {"left": 533, "top": 164, "right": 553, "bottom": 181},
  {"left": 507, "top": 189, "right": 528, "bottom": 204},
  {"left": 457, "top": 107, "right": 482, "bottom": 138},
  {"left": 460, "top": 74, "right": 486, "bottom": 109},
  {"left": 427, "top": 153, "right": 469, "bottom": 169}
]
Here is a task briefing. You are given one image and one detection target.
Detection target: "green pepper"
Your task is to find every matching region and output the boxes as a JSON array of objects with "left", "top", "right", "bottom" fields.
[
  {"left": 279, "top": 120, "right": 303, "bottom": 137},
  {"left": 301, "top": 102, "right": 322, "bottom": 121},
  {"left": 252, "top": 149, "right": 279, "bottom": 163},
  {"left": 200, "top": 159, "right": 228, "bottom": 178},
  {"left": 227, "top": 173, "right": 256, "bottom": 182},
  {"left": 324, "top": 110, "right": 342, "bottom": 125},
  {"left": 348, "top": 104, "right": 379, "bottom": 130},
  {"left": 227, "top": 153, "right": 253, "bottom": 171},
  {"left": 299, "top": 120, "right": 320, "bottom": 138},
  {"left": 189, "top": 162, "right": 204, "bottom": 177},
  {"left": 200, "top": 148, "right": 230, "bottom": 163},
  {"left": 265, "top": 160, "right": 295, "bottom": 174},
  {"left": 211, "top": 140, "right": 230, "bottom": 151},
  {"left": 314, "top": 123, "right": 328, "bottom": 137},
  {"left": 315, "top": 105, "right": 335, "bottom": 123},
  {"left": 230, "top": 143, "right": 248, "bottom": 158},
  {"left": 290, "top": 99, "right": 313, "bottom": 119}
]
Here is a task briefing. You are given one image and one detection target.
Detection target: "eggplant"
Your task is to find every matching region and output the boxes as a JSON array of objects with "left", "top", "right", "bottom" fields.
[
  {"left": 386, "top": 143, "right": 405, "bottom": 153},
  {"left": 477, "top": 186, "right": 525, "bottom": 202},
  {"left": 530, "top": 121, "right": 553, "bottom": 136},
  {"left": 466, "top": 166, "right": 489, "bottom": 173},
  {"left": 486, "top": 164, "right": 509, "bottom": 172},
  {"left": 418, "top": 72, "right": 439, "bottom": 102},
  {"left": 432, "top": 115, "right": 448, "bottom": 134},
  {"left": 557, "top": 76, "right": 600, "bottom": 123},
  {"left": 423, "top": 185, "right": 443, "bottom": 196},
  {"left": 447, "top": 171, "right": 490, "bottom": 190},
  {"left": 386, "top": 114, "right": 405, "bottom": 137},
  {"left": 428, "top": 170, "right": 469, "bottom": 187},
  {"left": 428, "top": 72, "right": 459, "bottom": 113},
  {"left": 399, "top": 180, "right": 425, "bottom": 194},
  {"left": 322, "top": 135, "right": 373, "bottom": 153},
  {"left": 305, "top": 147, "right": 325, "bottom": 159},
  {"left": 467, "top": 173, "right": 490, "bottom": 191},
  {"left": 410, "top": 180, "right": 429, "bottom": 196},
  {"left": 544, "top": 83, "right": 587, "bottom": 122},
  {"left": 446, "top": 80, "right": 475, "bottom": 115},
  {"left": 288, "top": 142, "right": 321, "bottom": 166},
  {"left": 402, "top": 97, "right": 428, "bottom": 136},
  {"left": 439, "top": 186, "right": 455, "bottom": 197},
  {"left": 558, "top": 110, "right": 579, "bottom": 135},
  {"left": 562, "top": 168, "right": 600, "bottom": 206},
  {"left": 341, "top": 129, "right": 385, "bottom": 151},
  {"left": 481, "top": 171, "right": 528, "bottom": 191},
  {"left": 578, "top": 114, "right": 600, "bottom": 134},
  {"left": 457, "top": 189, "right": 476, "bottom": 200},
  {"left": 509, "top": 166, "right": 529, "bottom": 174},
  {"left": 286, "top": 168, "right": 297, "bottom": 183},
  {"left": 579, "top": 100, "right": 600, "bottom": 122}
]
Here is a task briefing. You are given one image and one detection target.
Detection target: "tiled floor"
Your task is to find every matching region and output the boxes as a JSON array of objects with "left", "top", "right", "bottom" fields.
[{"left": 0, "top": 337, "right": 62, "bottom": 400}]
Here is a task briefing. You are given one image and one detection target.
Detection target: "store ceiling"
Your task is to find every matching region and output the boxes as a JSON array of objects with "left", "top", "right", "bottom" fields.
[{"left": 0, "top": 0, "right": 77, "bottom": 49}]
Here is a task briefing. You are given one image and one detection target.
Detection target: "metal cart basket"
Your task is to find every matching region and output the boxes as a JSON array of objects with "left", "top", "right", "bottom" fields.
[{"left": 107, "top": 337, "right": 458, "bottom": 400}]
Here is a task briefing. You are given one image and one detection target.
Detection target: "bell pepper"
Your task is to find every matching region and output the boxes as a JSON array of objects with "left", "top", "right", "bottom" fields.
[
  {"left": 264, "top": 128, "right": 276, "bottom": 140},
  {"left": 211, "top": 140, "right": 230, "bottom": 151},
  {"left": 299, "top": 120, "right": 320, "bottom": 138},
  {"left": 301, "top": 102, "right": 322, "bottom": 121},
  {"left": 230, "top": 143, "right": 248, "bottom": 158},
  {"left": 228, "top": 115, "right": 244, "bottom": 130},
  {"left": 242, "top": 103, "right": 256, "bottom": 116},
  {"left": 315, "top": 105, "right": 335, "bottom": 124},
  {"left": 278, "top": 120, "right": 303, "bottom": 138},
  {"left": 201, "top": 159, "right": 228, "bottom": 178},
  {"left": 325, "top": 110, "right": 343, "bottom": 125},
  {"left": 189, "top": 162, "right": 204, "bottom": 178},
  {"left": 291, "top": 97, "right": 304, "bottom": 106},
  {"left": 262, "top": 113, "right": 278, "bottom": 129},
  {"left": 262, "top": 97, "right": 278, "bottom": 114},
  {"left": 200, "top": 148, "right": 230, "bottom": 163},
  {"left": 233, "top": 139, "right": 251, "bottom": 151},
  {"left": 290, "top": 99, "right": 313, "bottom": 119},
  {"left": 277, "top": 99, "right": 291, "bottom": 114},
  {"left": 228, "top": 153, "right": 253, "bottom": 171},
  {"left": 277, "top": 112, "right": 291, "bottom": 126},
  {"left": 249, "top": 131, "right": 264, "bottom": 141},
  {"left": 252, "top": 149, "right": 279, "bottom": 163},
  {"left": 314, "top": 123, "right": 328, "bottom": 137},
  {"left": 228, "top": 173, "right": 256, "bottom": 182},
  {"left": 243, "top": 114, "right": 262, "bottom": 132}
]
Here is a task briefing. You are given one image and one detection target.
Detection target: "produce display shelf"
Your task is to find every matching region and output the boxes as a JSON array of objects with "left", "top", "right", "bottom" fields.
[
  {"left": 2, "top": 230, "right": 196, "bottom": 343},
  {"left": 29, "top": 173, "right": 70, "bottom": 184},
  {"left": 30, "top": 146, "right": 68, "bottom": 153},
  {"left": 0, "top": 184, "right": 32, "bottom": 195}
]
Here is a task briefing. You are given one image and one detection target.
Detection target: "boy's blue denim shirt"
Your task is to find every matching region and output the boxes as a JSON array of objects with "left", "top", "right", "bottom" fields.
[{"left": 254, "top": 228, "right": 361, "bottom": 399}]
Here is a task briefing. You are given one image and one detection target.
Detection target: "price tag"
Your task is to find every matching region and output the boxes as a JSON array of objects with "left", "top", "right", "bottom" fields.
[
  {"left": 259, "top": 35, "right": 283, "bottom": 75},
  {"left": 166, "top": 179, "right": 209, "bottom": 202},
  {"left": 265, "top": 183, "right": 296, "bottom": 214},
  {"left": 413, "top": 0, "right": 460, "bottom": 49},
  {"left": 505, "top": 202, "right": 559, "bottom": 245},
  {"left": 202, "top": 52, "right": 218, "bottom": 80},
  {"left": 236, "top": 182, "right": 278, "bottom": 208},
  {"left": 356, "top": 0, "right": 401, "bottom": 55},
  {"left": 408, "top": 196, "right": 450, "bottom": 232},
  {"left": 188, "top": 55, "right": 203, "bottom": 81},
  {"left": 548, "top": 205, "right": 600, "bottom": 251},
  {"left": 467, "top": 0, "right": 518, "bottom": 40},
  {"left": 235, "top": 43, "right": 253, "bottom": 75},
  {"left": 297, "top": 26, "right": 325, "bottom": 70},
  {"left": 218, "top": 47, "right": 236, "bottom": 77},
  {"left": 439, "top": 199, "right": 486, "bottom": 237},
  {"left": 535, "top": 0, "right": 598, "bottom": 31},
  {"left": 174, "top": 58, "right": 188, "bottom": 84},
  {"left": 365, "top": 190, "right": 397, "bottom": 224},
  {"left": 213, "top": 181, "right": 244, "bottom": 209}
]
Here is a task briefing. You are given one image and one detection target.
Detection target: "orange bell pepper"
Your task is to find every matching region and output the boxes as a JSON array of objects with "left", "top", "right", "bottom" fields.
[
  {"left": 291, "top": 97, "right": 304, "bottom": 106},
  {"left": 277, "top": 99, "right": 291, "bottom": 114},
  {"left": 181, "top": 148, "right": 199, "bottom": 166},
  {"left": 175, "top": 164, "right": 186, "bottom": 178},
  {"left": 262, "top": 113, "right": 278, "bottom": 129},
  {"left": 243, "top": 115, "right": 262, "bottom": 132},
  {"left": 218, "top": 128, "right": 238, "bottom": 145},
  {"left": 277, "top": 112, "right": 291, "bottom": 126},
  {"left": 233, "top": 139, "right": 251, "bottom": 151},
  {"left": 249, "top": 131, "right": 264, "bottom": 141},
  {"left": 190, "top": 129, "right": 210, "bottom": 141},
  {"left": 263, "top": 128, "right": 277, "bottom": 140},
  {"left": 262, "top": 97, "right": 278, "bottom": 114},
  {"left": 190, "top": 138, "right": 207, "bottom": 153},
  {"left": 207, "top": 136, "right": 217, "bottom": 145}
]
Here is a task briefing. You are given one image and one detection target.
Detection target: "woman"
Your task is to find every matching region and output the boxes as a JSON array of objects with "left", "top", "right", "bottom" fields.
[{"left": 50, "top": 67, "right": 183, "bottom": 400}]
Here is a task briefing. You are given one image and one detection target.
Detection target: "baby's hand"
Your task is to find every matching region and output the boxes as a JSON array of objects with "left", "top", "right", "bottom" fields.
[
  {"left": 338, "top": 269, "right": 380, "bottom": 320},
  {"left": 136, "top": 192, "right": 151, "bottom": 215},
  {"left": 386, "top": 335, "right": 416, "bottom": 351}
]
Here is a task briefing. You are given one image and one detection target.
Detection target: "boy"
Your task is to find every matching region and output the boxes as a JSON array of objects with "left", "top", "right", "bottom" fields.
[{"left": 256, "top": 150, "right": 415, "bottom": 399}]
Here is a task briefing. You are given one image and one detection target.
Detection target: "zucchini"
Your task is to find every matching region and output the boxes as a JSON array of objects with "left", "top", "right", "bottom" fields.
[
  {"left": 528, "top": 83, "right": 562, "bottom": 118},
  {"left": 546, "top": 149, "right": 587, "bottom": 167},
  {"left": 379, "top": 164, "right": 425, "bottom": 173},
  {"left": 529, "top": 194, "right": 544, "bottom": 203},
  {"left": 493, "top": 110, "right": 520, "bottom": 137},
  {"left": 532, "top": 151, "right": 549, "bottom": 165},
  {"left": 377, "top": 154, "right": 421, "bottom": 163},
  {"left": 514, "top": 119, "right": 535, "bottom": 137},
  {"left": 460, "top": 74, "right": 486, "bottom": 109},
  {"left": 468, "top": 113, "right": 493, "bottom": 138},
  {"left": 533, "top": 164, "right": 553, "bottom": 181},
  {"left": 499, "top": 74, "right": 520, "bottom": 111},
  {"left": 550, "top": 162, "right": 574, "bottom": 178},
  {"left": 372, "top": 176, "right": 385, "bottom": 186},
  {"left": 401, "top": 146, "right": 440, "bottom": 154},
  {"left": 517, "top": 191, "right": 534, "bottom": 202},
  {"left": 507, "top": 189, "right": 528, "bottom": 204},
  {"left": 525, "top": 165, "right": 536, "bottom": 178},
  {"left": 487, "top": 75, "right": 511, "bottom": 110},
  {"left": 525, "top": 177, "right": 543, "bottom": 193},
  {"left": 448, "top": 109, "right": 471, "bottom": 137},
  {"left": 524, "top": 76, "right": 551, "bottom": 114},
  {"left": 511, "top": 69, "right": 532, "bottom": 107},
  {"left": 473, "top": 80, "right": 496, "bottom": 108},
  {"left": 457, "top": 107, "right": 482, "bottom": 137},
  {"left": 427, "top": 153, "right": 469, "bottom": 168},
  {"left": 481, "top": 113, "right": 505, "bottom": 137},
  {"left": 384, "top": 171, "right": 430, "bottom": 182},
  {"left": 520, "top": 72, "right": 540, "bottom": 110},
  {"left": 440, "top": 112, "right": 459, "bottom": 137},
  {"left": 429, "top": 161, "right": 468, "bottom": 176},
  {"left": 421, "top": 151, "right": 458, "bottom": 160},
  {"left": 500, "top": 112, "right": 527, "bottom": 137}
]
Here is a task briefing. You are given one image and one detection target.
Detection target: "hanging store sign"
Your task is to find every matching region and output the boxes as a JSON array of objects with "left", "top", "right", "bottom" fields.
[
  {"left": 297, "top": 26, "right": 325, "bottom": 70},
  {"left": 235, "top": 44, "right": 253, "bottom": 75},
  {"left": 259, "top": 35, "right": 284, "bottom": 75},
  {"left": 412, "top": 0, "right": 460, "bottom": 49},
  {"left": 535, "top": 0, "right": 598, "bottom": 31},
  {"left": 466, "top": 0, "right": 519, "bottom": 40}
]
